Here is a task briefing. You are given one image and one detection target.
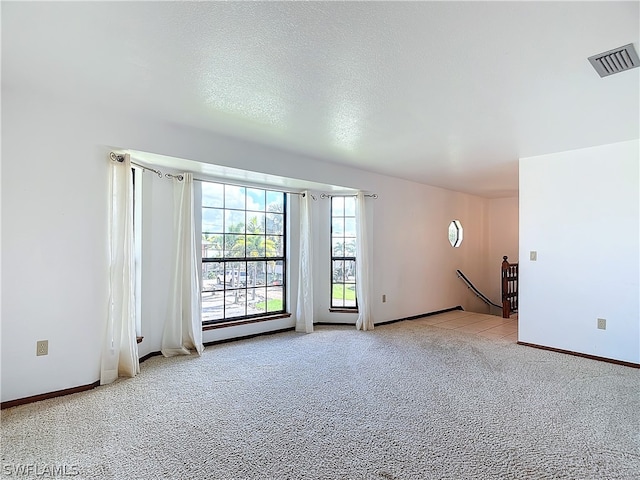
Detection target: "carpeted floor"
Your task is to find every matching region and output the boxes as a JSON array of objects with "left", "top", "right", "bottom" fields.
[{"left": 2, "top": 315, "right": 639, "bottom": 479}]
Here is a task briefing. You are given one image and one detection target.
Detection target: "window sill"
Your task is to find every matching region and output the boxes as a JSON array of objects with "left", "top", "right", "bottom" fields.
[
  {"left": 329, "top": 308, "right": 359, "bottom": 314},
  {"left": 202, "top": 313, "right": 292, "bottom": 331}
]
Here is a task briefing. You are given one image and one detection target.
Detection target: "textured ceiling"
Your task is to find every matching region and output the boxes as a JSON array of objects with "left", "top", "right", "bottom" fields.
[{"left": 3, "top": 1, "right": 639, "bottom": 198}]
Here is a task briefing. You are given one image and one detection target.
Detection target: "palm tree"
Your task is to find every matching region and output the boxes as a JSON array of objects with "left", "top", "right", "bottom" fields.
[
  {"left": 202, "top": 233, "right": 224, "bottom": 284},
  {"left": 231, "top": 216, "right": 278, "bottom": 301},
  {"left": 266, "top": 202, "right": 284, "bottom": 257}
]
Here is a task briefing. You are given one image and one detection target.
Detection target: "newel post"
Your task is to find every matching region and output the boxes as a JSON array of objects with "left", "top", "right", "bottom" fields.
[{"left": 501, "top": 256, "right": 510, "bottom": 318}]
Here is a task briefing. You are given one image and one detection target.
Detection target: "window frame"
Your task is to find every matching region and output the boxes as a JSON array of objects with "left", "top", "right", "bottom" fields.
[
  {"left": 448, "top": 219, "right": 463, "bottom": 248},
  {"left": 330, "top": 195, "right": 358, "bottom": 312},
  {"left": 200, "top": 182, "right": 288, "bottom": 326}
]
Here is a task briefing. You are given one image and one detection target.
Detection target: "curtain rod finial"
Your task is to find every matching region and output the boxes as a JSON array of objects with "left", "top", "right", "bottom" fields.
[
  {"left": 165, "top": 173, "right": 184, "bottom": 181},
  {"left": 109, "top": 152, "right": 125, "bottom": 163}
]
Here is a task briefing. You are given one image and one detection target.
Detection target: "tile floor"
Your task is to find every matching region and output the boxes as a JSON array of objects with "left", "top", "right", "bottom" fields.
[{"left": 415, "top": 309, "right": 518, "bottom": 342}]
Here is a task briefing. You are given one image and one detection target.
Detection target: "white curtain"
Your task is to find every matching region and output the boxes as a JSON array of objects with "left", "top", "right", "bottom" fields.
[
  {"left": 101, "top": 153, "right": 140, "bottom": 385},
  {"left": 296, "top": 191, "right": 314, "bottom": 333},
  {"left": 355, "top": 191, "right": 373, "bottom": 331},
  {"left": 161, "top": 173, "right": 204, "bottom": 356}
]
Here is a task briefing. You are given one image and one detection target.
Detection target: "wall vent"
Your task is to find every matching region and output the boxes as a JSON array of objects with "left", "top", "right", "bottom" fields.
[{"left": 588, "top": 43, "right": 640, "bottom": 77}]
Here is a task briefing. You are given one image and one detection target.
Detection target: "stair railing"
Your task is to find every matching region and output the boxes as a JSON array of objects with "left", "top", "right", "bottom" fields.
[
  {"left": 456, "top": 270, "right": 502, "bottom": 310},
  {"left": 501, "top": 256, "right": 518, "bottom": 318}
]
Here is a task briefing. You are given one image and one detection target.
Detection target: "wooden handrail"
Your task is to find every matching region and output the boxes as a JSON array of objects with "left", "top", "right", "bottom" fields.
[
  {"left": 456, "top": 269, "right": 502, "bottom": 309},
  {"left": 501, "top": 256, "right": 518, "bottom": 318}
]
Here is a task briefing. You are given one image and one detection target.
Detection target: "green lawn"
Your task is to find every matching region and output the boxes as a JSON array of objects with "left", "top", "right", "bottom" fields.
[
  {"left": 255, "top": 287, "right": 353, "bottom": 311},
  {"left": 255, "top": 299, "right": 283, "bottom": 312},
  {"left": 332, "top": 284, "right": 356, "bottom": 300}
]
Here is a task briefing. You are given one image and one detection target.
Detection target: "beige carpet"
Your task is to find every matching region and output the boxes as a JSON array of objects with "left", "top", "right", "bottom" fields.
[{"left": 2, "top": 315, "right": 639, "bottom": 479}]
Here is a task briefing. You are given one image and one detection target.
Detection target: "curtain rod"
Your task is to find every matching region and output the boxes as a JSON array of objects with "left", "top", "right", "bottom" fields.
[
  {"left": 320, "top": 193, "right": 379, "bottom": 199},
  {"left": 165, "top": 173, "right": 316, "bottom": 199},
  {"left": 110, "top": 152, "right": 163, "bottom": 177},
  {"left": 110, "top": 151, "right": 315, "bottom": 199}
]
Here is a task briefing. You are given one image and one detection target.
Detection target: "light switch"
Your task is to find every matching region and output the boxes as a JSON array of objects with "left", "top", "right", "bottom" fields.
[{"left": 530, "top": 251, "right": 537, "bottom": 261}]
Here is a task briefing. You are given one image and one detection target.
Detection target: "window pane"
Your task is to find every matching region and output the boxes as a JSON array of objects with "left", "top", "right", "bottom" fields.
[
  {"left": 225, "top": 262, "right": 246, "bottom": 288},
  {"left": 246, "top": 260, "right": 264, "bottom": 286},
  {"left": 266, "top": 286, "right": 284, "bottom": 312},
  {"left": 202, "top": 291, "right": 224, "bottom": 321},
  {"left": 332, "top": 284, "right": 345, "bottom": 307},
  {"left": 448, "top": 220, "right": 463, "bottom": 248},
  {"left": 202, "top": 263, "right": 224, "bottom": 291},
  {"left": 224, "top": 262, "right": 235, "bottom": 287},
  {"left": 267, "top": 260, "right": 284, "bottom": 285},
  {"left": 246, "top": 213, "right": 265, "bottom": 234},
  {"left": 332, "top": 196, "right": 344, "bottom": 216},
  {"left": 266, "top": 213, "right": 284, "bottom": 234},
  {"left": 244, "top": 235, "right": 264, "bottom": 257},
  {"left": 202, "top": 234, "right": 223, "bottom": 259},
  {"left": 344, "top": 284, "right": 357, "bottom": 307},
  {"left": 344, "top": 218, "right": 356, "bottom": 237},
  {"left": 250, "top": 261, "right": 267, "bottom": 286},
  {"left": 224, "top": 234, "right": 244, "bottom": 257},
  {"left": 333, "top": 260, "right": 345, "bottom": 283},
  {"left": 225, "top": 185, "right": 245, "bottom": 209},
  {"left": 247, "top": 188, "right": 266, "bottom": 211},
  {"left": 345, "top": 260, "right": 356, "bottom": 282},
  {"left": 266, "top": 191, "right": 284, "bottom": 213},
  {"left": 332, "top": 238, "right": 344, "bottom": 257},
  {"left": 202, "top": 183, "right": 223, "bottom": 208},
  {"left": 332, "top": 218, "right": 344, "bottom": 236},
  {"left": 251, "top": 287, "right": 268, "bottom": 314},
  {"left": 266, "top": 235, "right": 283, "bottom": 257},
  {"left": 344, "top": 239, "right": 356, "bottom": 257},
  {"left": 225, "top": 289, "right": 246, "bottom": 318},
  {"left": 202, "top": 208, "right": 223, "bottom": 233},
  {"left": 225, "top": 210, "right": 245, "bottom": 233},
  {"left": 246, "top": 287, "right": 264, "bottom": 315},
  {"left": 344, "top": 196, "right": 356, "bottom": 216}
]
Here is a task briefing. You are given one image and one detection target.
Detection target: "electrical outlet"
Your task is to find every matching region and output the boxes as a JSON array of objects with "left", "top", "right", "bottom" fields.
[
  {"left": 597, "top": 318, "right": 606, "bottom": 330},
  {"left": 36, "top": 340, "right": 48, "bottom": 356},
  {"left": 382, "top": 294, "right": 387, "bottom": 303},
  {"left": 530, "top": 251, "right": 537, "bottom": 261}
]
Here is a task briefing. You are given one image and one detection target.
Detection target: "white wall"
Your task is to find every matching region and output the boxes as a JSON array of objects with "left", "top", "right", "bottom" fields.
[
  {"left": 1, "top": 92, "right": 108, "bottom": 401},
  {"left": 519, "top": 140, "right": 639, "bottom": 363},
  {"left": 1, "top": 88, "right": 491, "bottom": 402},
  {"left": 487, "top": 197, "right": 519, "bottom": 304}
]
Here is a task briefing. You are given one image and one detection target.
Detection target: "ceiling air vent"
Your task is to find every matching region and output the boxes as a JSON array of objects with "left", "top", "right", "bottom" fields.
[{"left": 588, "top": 43, "right": 640, "bottom": 77}]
